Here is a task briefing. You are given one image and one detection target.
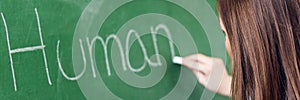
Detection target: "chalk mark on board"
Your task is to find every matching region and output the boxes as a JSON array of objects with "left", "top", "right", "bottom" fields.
[
  {"left": 85, "top": 24, "right": 175, "bottom": 77},
  {"left": 1, "top": 8, "right": 53, "bottom": 91},
  {"left": 1, "top": 12, "right": 17, "bottom": 91},
  {"left": 1, "top": 7, "right": 177, "bottom": 91},
  {"left": 57, "top": 40, "right": 87, "bottom": 80},
  {"left": 86, "top": 34, "right": 128, "bottom": 77},
  {"left": 35, "top": 8, "right": 52, "bottom": 85},
  {"left": 10, "top": 46, "right": 45, "bottom": 54}
]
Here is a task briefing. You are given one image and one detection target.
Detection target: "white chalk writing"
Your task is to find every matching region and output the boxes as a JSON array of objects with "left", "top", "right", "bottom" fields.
[{"left": 1, "top": 8, "right": 176, "bottom": 91}]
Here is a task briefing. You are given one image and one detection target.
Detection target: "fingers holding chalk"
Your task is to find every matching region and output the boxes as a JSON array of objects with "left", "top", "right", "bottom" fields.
[
  {"left": 173, "top": 56, "right": 183, "bottom": 64},
  {"left": 172, "top": 55, "right": 208, "bottom": 73},
  {"left": 173, "top": 56, "right": 200, "bottom": 70}
]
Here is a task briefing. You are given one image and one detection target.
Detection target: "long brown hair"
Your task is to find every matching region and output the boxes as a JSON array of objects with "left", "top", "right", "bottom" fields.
[{"left": 217, "top": 0, "right": 300, "bottom": 99}]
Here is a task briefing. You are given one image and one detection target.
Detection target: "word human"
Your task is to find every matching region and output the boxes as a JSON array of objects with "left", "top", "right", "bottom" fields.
[{"left": 1, "top": 8, "right": 176, "bottom": 91}]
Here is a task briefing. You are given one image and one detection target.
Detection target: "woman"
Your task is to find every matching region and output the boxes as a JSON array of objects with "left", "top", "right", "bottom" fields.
[{"left": 182, "top": 0, "right": 300, "bottom": 99}]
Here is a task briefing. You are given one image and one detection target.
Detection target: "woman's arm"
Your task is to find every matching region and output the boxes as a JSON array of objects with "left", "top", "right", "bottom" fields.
[{"left": 182, "top": 54, "right": 232, "bottom": 97}]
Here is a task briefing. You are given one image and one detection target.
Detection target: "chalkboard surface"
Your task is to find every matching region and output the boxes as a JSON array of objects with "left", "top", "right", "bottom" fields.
[{"left": 0, "top": 0, "right": 230, "bottom": 99}]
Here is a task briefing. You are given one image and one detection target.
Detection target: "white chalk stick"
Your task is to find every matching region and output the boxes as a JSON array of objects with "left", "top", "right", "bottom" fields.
[{"left": 173, "top": 56, "right": 183, "bottom": 65}]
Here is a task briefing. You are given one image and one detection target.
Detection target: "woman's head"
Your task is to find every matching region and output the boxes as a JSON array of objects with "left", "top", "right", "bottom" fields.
[{"left": 217, "top": 0, "right": 300, "bottom": 99}]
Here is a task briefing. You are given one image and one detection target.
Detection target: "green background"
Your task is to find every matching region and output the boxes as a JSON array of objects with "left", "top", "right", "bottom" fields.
[{"left": 0, "top": 0, "right": 230, "bottom": 99}]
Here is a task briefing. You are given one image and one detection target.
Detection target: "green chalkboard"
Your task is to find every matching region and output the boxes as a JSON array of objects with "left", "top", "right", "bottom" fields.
[{"left": 0, "top": 0, "right": 230, "bottom": 99}]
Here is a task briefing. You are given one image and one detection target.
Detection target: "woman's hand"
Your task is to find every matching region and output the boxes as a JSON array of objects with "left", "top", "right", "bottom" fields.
[{"left": 182, "top": 54, "right": 232, "bottom": 97}]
